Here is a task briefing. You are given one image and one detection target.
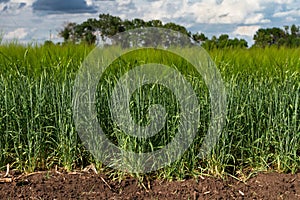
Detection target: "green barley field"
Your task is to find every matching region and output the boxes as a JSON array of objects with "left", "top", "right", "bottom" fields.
[{"left": 0, "top": 42, "right": 299, "bottom": 180}]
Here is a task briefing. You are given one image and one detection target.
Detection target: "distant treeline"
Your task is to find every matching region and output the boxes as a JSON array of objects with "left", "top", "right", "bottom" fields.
[{"left": 57, "top": 13, "right": 300, "bottom": 49}]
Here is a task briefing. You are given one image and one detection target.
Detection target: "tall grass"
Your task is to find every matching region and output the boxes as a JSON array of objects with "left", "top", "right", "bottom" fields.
[
  {"left": 0, "top": 44, "right": 94, "bottom": 171},
  {"left": 0, "top": 43, "right": 299, "bottom": 180},
  {"left": 209, "top": 47, "right": 300, "bottom": 176}
]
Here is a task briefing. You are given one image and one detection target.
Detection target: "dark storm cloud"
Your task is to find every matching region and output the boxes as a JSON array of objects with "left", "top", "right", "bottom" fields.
[
  {"left": 32, "top": 0, "right": 97, "bottom": 14},
  {"left": 0, "top": 0, "right": 9, "bottom": 4},
  {"left": 19, "top": 2, "right": 26, "bottom": 9},
  {"left": 2, "top": 5, "right": 7, "bottom": 11}
]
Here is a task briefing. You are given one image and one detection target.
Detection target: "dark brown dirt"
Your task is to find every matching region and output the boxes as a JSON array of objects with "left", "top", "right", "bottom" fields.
[{"left": 1, "top": 168, "right": 300, "bottom": 200}]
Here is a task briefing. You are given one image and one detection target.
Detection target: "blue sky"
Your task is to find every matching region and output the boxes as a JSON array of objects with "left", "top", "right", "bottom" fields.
[{"left": 0, "top": 0, "right": 299, "bottom": 45}]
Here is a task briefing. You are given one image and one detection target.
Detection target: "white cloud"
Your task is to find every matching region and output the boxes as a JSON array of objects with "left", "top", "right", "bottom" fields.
[
  {"left": 10, "top": 0, "right": 34, "bottom": 5},
  {"left": 244, "top": 13, "right": 270, "bottom": 24},
  {"left": 114, "top": 0, "right": 268, "bottom": 25},
  {"left": 233, "top": 25, "right": 261, "bottom": 37},
  {"left": 3, "top": 28, "right": 29, "bottom": 40},
  {"left": 285, "top": 16, "right": 296, "bottom": 22},
  {"left": 268, "top": 0, "right": 295, "bottom": 4},
  {"left": 86, "top": 0, "right": 93, "bottom": 6},
  {"left": 116, "top": 0, "right": 132, "bottom": 6},
  {"left": 273, "top": 9, "right": 300, "bottom": 17}
]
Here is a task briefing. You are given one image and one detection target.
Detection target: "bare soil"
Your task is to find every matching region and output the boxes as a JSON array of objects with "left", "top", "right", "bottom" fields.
[{"left": 1, "top": 168, "right": 300, "bottom": 199}]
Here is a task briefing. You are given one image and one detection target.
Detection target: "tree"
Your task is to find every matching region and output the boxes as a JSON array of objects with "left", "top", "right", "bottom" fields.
[
  {"left": 97, "top": 13, "right": 124, "bottom": 38},
  {"left": 163, "top": 22, "right": 190, "bottom": 36},
  {"left": 202, "top": 34, "right": 247, "bottom": 50},
  {"left": 83, "top": 31, "right": 97, "bottom": 45},
  {"left": 44, "top": 40, "right": 55, "bottom": 46},
  {"left": 58, "top": 13, "right": 297, "bottom": 48},
  {"left": 192, "top": 32, "right": 208, "bottom": 43},
  {"left": 218, "top": 34, "right": 229, "bottom": 48},
  {"left": 59, "top": 13, "right": 192, "bottom": 45},
  {"left": 253, "top": 25, "right": 300, "bottom": 48},
  {"left": 131, "top": 18, "right": 146, "bottom": 28},
  {"left": 254, "top": 28, "right": 274, "bottom": 47},
  {"left": 59, "top": 22, "right": 78, "bottom": 43},
  {"left": 291, "top": 24, "right": 299, "bottom": 36},
  {"left": 284, "top": 25, "right": 289, "bottom": 35},
  {"left": 146, "top": 20, "right": 163, "bottom": 27}
]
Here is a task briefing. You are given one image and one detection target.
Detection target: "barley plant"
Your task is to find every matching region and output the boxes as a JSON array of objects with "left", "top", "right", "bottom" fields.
[{"left": 0, "top": 42, "right": 299, "bottom": 180}]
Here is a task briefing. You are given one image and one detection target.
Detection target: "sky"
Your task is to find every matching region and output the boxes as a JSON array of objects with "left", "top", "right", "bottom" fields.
[{"left": 0, "top": 0, "right": 299, "bottom": 46}]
